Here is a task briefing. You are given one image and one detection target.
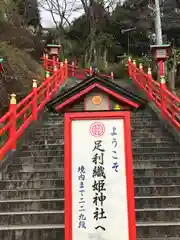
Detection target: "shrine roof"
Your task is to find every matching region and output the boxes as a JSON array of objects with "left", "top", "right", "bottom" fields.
[{"left": 46, "top": 74, "right": 147, "bottom": 112}]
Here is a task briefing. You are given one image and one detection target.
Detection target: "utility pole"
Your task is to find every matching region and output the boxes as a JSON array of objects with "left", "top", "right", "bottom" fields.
[{"left": 154, "top": 0, "right": 163, "bottom": 45}]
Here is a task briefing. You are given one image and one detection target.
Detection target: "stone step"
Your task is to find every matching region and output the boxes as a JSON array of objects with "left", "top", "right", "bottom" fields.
[
  {"left": 31, "top": 135, "right": 64, "bottom": 141},
  {"left": 10, "top": 160, "right": 180, "bottom": 172},
  {"left": 136, "top": 208, "right": 180, "bottom": 222},
  {"left": 33, "top": 127, "right": 167, "bottom": 136},
  {"left": 131, "top": 113, "right": 157, "bottom": 117},
  {"left": 11, "top": 159, "right": 180, "bottom": 173},
  {"left": 135, "top": 185, "right": 180, "bottom": 196},
  {"left": 134, "top": 176, "right": 180, "bottom": 185},
  {"left": 132, "top": 142, "right": 179, "bottom": 148},
  {"left": 132, "top": 137, "right": 175, "bottom": 142},
  {"left": 133, "top": 147, "right": 180, "bottom": 154},
  {"left": 135, "top": 196, "right": 180, "bottom": 209},
  {"left": 34, "top": 127, "right": 64, "bottom": 131},
  {"left": 25, "top": 138, "right": 174, "bottom": 145},
  {"left": 1, "top": 170, "right": 64, "bottom": 180},
  {"left": 32, "top": 134, "right": 64, "bottom": 139},
  {"left": 4, "top": 167, "right": 64, "bottom": 173},
  {"left": 0, "top": 221, "right": 178, "bottom": 240},
  {"left": 32, "top": 130, "right": 63, "bottom": 135},
  {"left": 131, "top": 127, "right": 170, "bottom": 132},
  {"left": 20, "top": 149, "right": 63, "bottom": 157},
  {"left": 45, "top": 115, "right": 61, "bottom": 119},
  {"left": 133, "top": 153, "right": 180, "bottom": 161},
  {"left": 134, "top": 165, "right": 180, "bottom": 171},
  {"left": 0, "top": 210, "right": 64, "bottom": 225},
  {"left": 47, "top": 113, "right": 62, "bottom": 118},
  {"left": 130, "top": 119, "right": 162, "bottom": 124},
  {"left": 136, "top": 222, "right": 180, "bottom": 238},
  {"left": 0, "top": 179, "right": 64, "bottom": 190},
  {"left": 131, "top": 125, "right": 162, "bottom": 130},
  {"left": 20, "top": 144, "right": 64, "bottom": 151},
  {"left": 0, "top": 226, "right": 64, "bottom": 240},
  {"left": 131, "top": 117, "right": 160, "bottom": 122},
  {"left": 31, "top": 131, "right": 63, "bottom": 136},
  {"left": 23, "top": 139, "right": 64, "bottom": 146},
  {"left": 43, "top": 121, "right": 63, "bottom": 125},
  {"left": 42, "top": 122, "right": 63, "bottom": 127},
  {"left": 7, "top": 163, "right": 64, "bottom": 172},
  {"left": 0, "top": 188, "right": 64, "bottom": 200},
  {"left": 42, "top": 121, "right": 64, "bottom": 126},
  {"left": 131, "top": 117, "right": 159, "bottom": 121},
  {"left": 17, "top": 153, "right": 179, "bottom": 164},
  {"left": 134, "top": 159, "right": 180, "bottom": 168},
  {"left": 131, "top": 125, "right": 165, "bottom": 129},
  {"left": 131, "top": 130, "right": 171, "bottom": 136},
  {"left": 131, "top": 137, "right": 178, "bottom": 142},
  {"left": 134, "top": 167, "right": 180, "bottom": 177},
  {"left": 0, "top": 217, "right": 178, "bottom": 239},
  {"left": 131, "top": 118, "right": 160, "bottom": 122},
  {"left": 18, "top": 156, "right": 64, "bottom": 164},
  {"left": 20, "top": 145, "right": 179, "bottom": 153},
  {"left": 32, "top": 131, "right": 64, "bottom": 136},
  {"left": 0, "top": 223, "right": 178, "bottom": 240},
  {"left": 0, "top": 198, "right": 64, "bottom": 212}
]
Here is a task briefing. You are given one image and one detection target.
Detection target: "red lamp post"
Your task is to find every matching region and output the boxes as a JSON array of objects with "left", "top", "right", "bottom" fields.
[
  {"left": 150, "top": 44, "right": 171, "bottom": 79},
  {"left": 0, "top": 57, "right": 4, "bottom": 73},
  {"left": 46, "top": 44, "right": 61, "bottom": 67}
]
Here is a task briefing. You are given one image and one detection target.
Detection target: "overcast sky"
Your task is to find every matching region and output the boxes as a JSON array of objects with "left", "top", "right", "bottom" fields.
[
  {"left": 40, "top": 11, "right": 52, "bottom": 27},
  {"left": 39, "top": 0, "right": 85, "bottom": 28},
  {"left": 39, "top": 0, "right": 124, "bottom": 28},
  {"left": 40, "top": 9, "right": 83, "bottom": 28}
]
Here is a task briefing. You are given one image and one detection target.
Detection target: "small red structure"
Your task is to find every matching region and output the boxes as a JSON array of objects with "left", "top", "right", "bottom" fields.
[
  {"left": 0, "top": 57, "right": 4, "bottom": 73},
  {"left": 46, "top": 44, "right": 61, "bottom": 65},
  {"left": 150, "top": 44, "right": 171, "bottom": 77},
  {"left": 46, "top": 44, "right": 61, "bottom": 56},
  {"left": 42, "top": 44, "right": 61, "bottom": 73}
]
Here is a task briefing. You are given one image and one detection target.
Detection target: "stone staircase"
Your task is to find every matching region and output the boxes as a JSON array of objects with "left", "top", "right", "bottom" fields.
[
  {"left": 0, "top": 112, "right": 64, "bottom": 240},
  {"left": 0, "top": 106, "right": 179, "bottom": 239},
  {"left": 132, "top": 108, "right": 180, "bottom": 239}
]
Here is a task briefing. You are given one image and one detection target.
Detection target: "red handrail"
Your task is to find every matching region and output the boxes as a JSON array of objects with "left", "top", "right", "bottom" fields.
[
  {"left": 2, "top": 55, "right": 163, "bottom": 160},
  {"left": 0, "top": 60, "right": 67, "bottom": 160},
  {"left": 41, "top": 54, "right": 114, "bottom": 80},
  {"left": 0, "top": 56, "right": 115, "bottom": 160},
  {"left": 128, "top": 58, "right": 180, "bottom": 130}
]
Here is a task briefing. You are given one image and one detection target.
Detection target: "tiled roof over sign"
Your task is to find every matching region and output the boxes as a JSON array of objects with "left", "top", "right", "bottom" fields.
[{"left": 46, "top": 73, "right": 147, "bottom": 113}]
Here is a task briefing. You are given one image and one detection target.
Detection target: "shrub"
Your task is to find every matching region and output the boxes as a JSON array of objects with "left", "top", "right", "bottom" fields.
[{"left": 99, "top": 62, "right": 128, "bottom": 79}]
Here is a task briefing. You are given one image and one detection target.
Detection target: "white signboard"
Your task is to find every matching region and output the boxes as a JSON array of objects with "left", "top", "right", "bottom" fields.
[{"left": 69, "top": 117, "right": 134, "bottom": 240}]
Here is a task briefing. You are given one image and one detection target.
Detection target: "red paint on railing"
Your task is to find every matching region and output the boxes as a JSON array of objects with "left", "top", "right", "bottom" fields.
[
  {"left": 128, "top": 58, "right": 180, "bottom": 130},
  {"left": 0, "top": 59, "right": 68, "bottom": 160},
  {"left": 0, "top": 57, "right": 119, "bottom": 160}
]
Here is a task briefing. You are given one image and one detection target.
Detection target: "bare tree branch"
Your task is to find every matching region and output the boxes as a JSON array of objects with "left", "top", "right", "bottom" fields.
[{"left": 39, "top": 0, "right": 81, "bottom": 28}]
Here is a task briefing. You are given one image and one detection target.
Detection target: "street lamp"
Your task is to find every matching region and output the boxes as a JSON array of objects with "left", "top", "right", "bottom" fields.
[{"left": 121, "top": 27, "right": 136, "bottom": 55}]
